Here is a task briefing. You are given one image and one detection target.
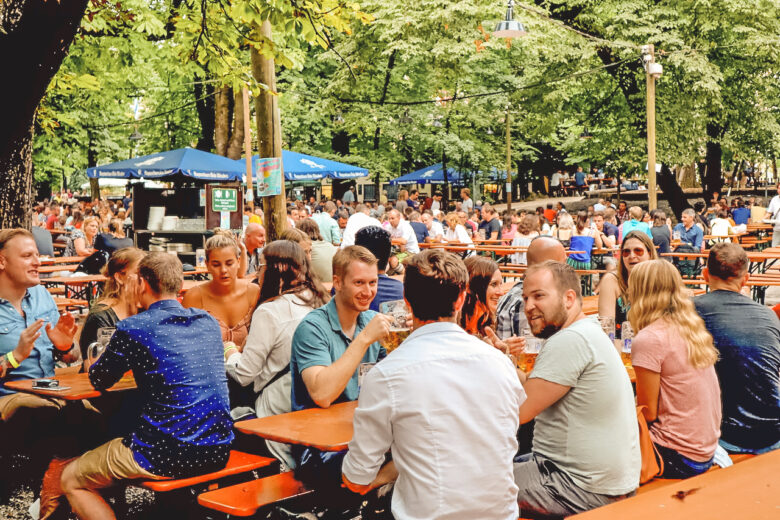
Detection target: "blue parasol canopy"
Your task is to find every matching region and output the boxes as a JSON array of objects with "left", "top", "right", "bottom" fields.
[
  {"left": 87, "top": 148, "right": 246, "bottom": 182},
  {"left": 389, "top": 163, "right": 463, "bottom": 185},
  {"left": 244, "top": 150, "right": 369, "bottom": 181}
]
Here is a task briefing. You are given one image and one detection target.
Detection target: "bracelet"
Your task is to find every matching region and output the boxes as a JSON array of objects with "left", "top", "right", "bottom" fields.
[
  {"left": 6, "top": 351, "right": 20, "bottom": 369},
  {"left": 54, "top": 342, "right": 73, "bottom": 354},
  {"left": 223, "top": 343, "right": 238, "bottom": 357}
]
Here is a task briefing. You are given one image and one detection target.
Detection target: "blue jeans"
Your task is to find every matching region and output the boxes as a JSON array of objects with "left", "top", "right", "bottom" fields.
[
  {"left": 655, "top": 443, "right": 713, "bottom": 479},
  {"left": 719, "top": 438, "right": 780, "bottom": 455}
]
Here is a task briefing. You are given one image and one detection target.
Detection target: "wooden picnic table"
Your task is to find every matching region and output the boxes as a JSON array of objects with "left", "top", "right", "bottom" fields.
[
  {"left": 39, "top": 255, "right": 86, "bottom": 265},
  {"left": 40, "top": 264, "right": 78, "bottom": 274},
  {"left": 43, "top": 274, "right": 106, "bottom": 303},
  {"left": 236, "top": 401, "right": 357, "bottom": 452},
  {"left": 569, "top": 449, "right": 780, "bottom": 520},
  {"left": 53, "top": 297, "right": 89, "bottom": 310},
  {"left": 4, "top": 371, "right": 136, "bottom": 401}
]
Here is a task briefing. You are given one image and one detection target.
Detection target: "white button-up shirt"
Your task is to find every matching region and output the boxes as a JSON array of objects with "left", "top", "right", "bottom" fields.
[
  {"left": 388, "top": 219, "right": 420, "bottom": 253},
  {"left": 342, "top": 322, "right": 526, "bottom": 520},
  {"left": 341, "top": 212, "right": 382, "bottom": 248}
]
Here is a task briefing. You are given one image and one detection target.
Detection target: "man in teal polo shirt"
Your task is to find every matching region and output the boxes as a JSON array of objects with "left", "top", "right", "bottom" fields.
[{"left": 290, "top": 245, "right": 392, "bottom": 505}]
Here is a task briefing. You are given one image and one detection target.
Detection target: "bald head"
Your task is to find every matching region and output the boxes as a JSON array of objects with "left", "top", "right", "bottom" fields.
[
  {"left": 244, "top": 223, "right": 266, "bottom": 251},
  {"left": 527, "top": 236, "right": 566, "bottom": 265}
]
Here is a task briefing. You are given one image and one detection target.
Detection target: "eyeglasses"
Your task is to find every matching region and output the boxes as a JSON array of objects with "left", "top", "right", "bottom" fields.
[{"left": 621, "top": 247, "right": 647, "bottom": 258}]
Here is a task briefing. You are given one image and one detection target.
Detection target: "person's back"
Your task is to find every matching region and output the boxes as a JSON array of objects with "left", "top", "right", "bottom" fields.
[
  {"left": 409, "top": 220, "right": 428, "bottom": 244},
  {"left": 695, "top": 290, "right": 780, "bottom": 453},
  {"left": 651, "top": 224, "right": 671, "bottom": 254},
  {"left": 372, "top": 274, "right": 404, "bottom": 312},
  {"left": 310, "top": 240, "right": 336, "bottom": 282},
  {"left": 531, "top": 318, "right": 639, "bottom": 495},
  {"left": 90, "top": 300, "right": 234, "bottom": 476},
  {"left": 347, "top": 324, "right": 524, "bottom": 519},
  {"left": 731, "top": 206, "right": 750, "bottom": 225}
]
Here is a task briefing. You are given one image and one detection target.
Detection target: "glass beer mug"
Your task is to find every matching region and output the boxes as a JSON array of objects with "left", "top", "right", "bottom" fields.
[{"left": 379, "top": 300, "right": 411, "bottom": 353}]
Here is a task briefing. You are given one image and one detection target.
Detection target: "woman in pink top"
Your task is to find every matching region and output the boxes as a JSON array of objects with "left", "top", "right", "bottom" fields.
[{"left": 628, "top": 260, "right": 721, "bottom": 479}]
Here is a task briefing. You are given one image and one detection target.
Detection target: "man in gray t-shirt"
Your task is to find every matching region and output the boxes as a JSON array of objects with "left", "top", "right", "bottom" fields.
[{"left": 513, "top": 261, "right": 640, "bottom": 517}]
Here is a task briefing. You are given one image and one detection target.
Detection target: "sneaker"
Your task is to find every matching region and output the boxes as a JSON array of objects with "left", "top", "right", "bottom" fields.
[{"left": 39, "top": 457, "right": 74, "bottom": 520}]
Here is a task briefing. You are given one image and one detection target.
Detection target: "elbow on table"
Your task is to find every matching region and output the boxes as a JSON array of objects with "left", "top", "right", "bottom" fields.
[{"left": 311, "top": 392, "right": 335, "bottom": 409}]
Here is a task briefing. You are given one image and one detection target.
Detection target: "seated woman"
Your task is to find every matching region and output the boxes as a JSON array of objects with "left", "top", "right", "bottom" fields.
[
  {"left": 64, "top": 215, "right": 100, "bottom": 257},
  {"left": 628, "top": 260, "right": 721, "bottom": 478},
  {"left": 183, "top": 231, "right": 260, "bottom": 347},
  {"left": 224, "top": 240, "right": 329, "bottom": 468},
  {"left": 79, "top": 247, "right": 145, "bottom": 370},
  {"left": 567, "top": 210, "right": 602, "bottom": 270},
  {"left": 597, "top": 230, "right": 657, "bottom": 337},
  {"left": 510, "top": 214, "right": 540, "bottom": 265},
  {"left": 443, "top": 211, "right": 472, "bottom": 245},
  {"left": 459, "top": 256, "right": 503, "bottom": 338},
  {"left": 550, "top": 212, "right": 574, "bottom": 248},
  {"left": 297, "top": 217, "right": 336, "bottom": 282},
  {"left": 95, "top": 218, "right": 134, "bottom": 254}
]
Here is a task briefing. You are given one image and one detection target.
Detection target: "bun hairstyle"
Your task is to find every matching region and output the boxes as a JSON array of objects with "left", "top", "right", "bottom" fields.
[{"left": 205, "top": 229, "right": 240, "bottom": 260}]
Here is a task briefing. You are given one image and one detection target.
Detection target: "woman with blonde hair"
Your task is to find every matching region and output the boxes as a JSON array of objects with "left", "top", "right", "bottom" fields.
[
  {"left": 550, "top": 212, "right": 574, "bottom": 247},
  {"left": 597, "top": 230, "right": 657, "bottom": 332},
  {"left": 443, "top": 212, "right": 472, "bottom": 245},
  {"left": 79, "top": 247, "right": 145, "bottom": 369},
  {"left": 628, "top": 259, "right": 721, "bottom": 478},
  {"left": 183, "top": 231, "right": 260, "bottom": 347},
  {"left": 510, "top": 214, "right": 540, "bottom": 265},
  {"left": 64, "top": 215, "right": 100, "bottom": 257}
]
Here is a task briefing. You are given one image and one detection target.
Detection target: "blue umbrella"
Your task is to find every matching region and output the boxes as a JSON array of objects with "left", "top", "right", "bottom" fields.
[
  {"left": 389, "top": 163, "right": 463, "bottom": 185},
  {"left": 87, "top": 148, "right": 246, "bottom": 182},
  {"left": 244, "top": 150, "right": 369, "bottom": 181}
]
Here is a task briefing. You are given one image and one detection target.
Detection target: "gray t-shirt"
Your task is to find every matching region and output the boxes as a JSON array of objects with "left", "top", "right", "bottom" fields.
[{"left": 530, "top": 318, "right": 640, "bottom": 495}]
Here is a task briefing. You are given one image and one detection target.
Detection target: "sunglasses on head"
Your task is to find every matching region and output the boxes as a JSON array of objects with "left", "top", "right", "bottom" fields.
[{"left": 621, "top": 247, "right": 647, "bottom": 257}]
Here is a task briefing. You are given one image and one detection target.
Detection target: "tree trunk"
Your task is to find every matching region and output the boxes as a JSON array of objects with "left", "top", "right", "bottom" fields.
[
  {"left": 252, "top": 21, "right": 286, "bottom": 242},
  {"left": 0, "top": 0, "right": 89, "bottom": 229},
  {"left": 657, "top": 163, "right": 691, "bottom": 219},
  {"left": 193, "top": 78, "right": 215, "bottom": 151},
  {"left": 214, "top": 87, "right": 231, "bottom": 156},
  {"left": 87, "top": 135, "right": 100, "bottom": 201},
  {"left": 371, "top": 50, "right": 397, "bottom": 199},
  {"left": 704, "top": 123, "right": 723, "bottom": 199},
  {"left": 678, "top": 161, "right": 698, "bottom": 189},
  {"left": 226, "top": 89, "right": 245, "bottom": 160}
]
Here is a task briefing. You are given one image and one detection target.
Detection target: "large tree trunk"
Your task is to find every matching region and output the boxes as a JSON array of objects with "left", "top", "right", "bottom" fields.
[
  {"left": 370, "top": 50, "right": 397, "bottom": 198},
  {"left": 193, "top": 78, "right": 215, "bottom": 151},
  {"left": 657, "top": 163, "right": 691, "bottom": 219},
  {"left": 214, "top": 87, "right": 231, "bottom": 156},
  {"left": 704, "top": 123, "right": 723, "bottom": 199},
  {"left": 0, "top": 0, "right": 89, "bottom": 229},
  {"left": 226, "top": 89, "right": 245, "bottom": 160},
  {"left": 677, "top": 162, "right": 698, "bottom": 189}
]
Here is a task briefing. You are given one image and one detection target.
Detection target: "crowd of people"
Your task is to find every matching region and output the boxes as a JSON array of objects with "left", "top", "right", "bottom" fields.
[{"left": 0, "top": 184, "right": 778, "bottom": 520}]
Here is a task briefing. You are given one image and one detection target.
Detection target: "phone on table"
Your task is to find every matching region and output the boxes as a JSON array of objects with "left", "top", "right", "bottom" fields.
[{"left": 32, "top": 379, "right": 70, "bottom": 391}]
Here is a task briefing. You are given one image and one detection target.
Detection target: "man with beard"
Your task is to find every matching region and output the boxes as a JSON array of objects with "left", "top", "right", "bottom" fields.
[{"left": 514, "top": 261, "right": 640, "bottom": 518}]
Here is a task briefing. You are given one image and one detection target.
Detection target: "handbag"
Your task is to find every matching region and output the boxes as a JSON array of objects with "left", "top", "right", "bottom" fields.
[{"left": 636, "top": 405, "right": 664, "bottom": 483}]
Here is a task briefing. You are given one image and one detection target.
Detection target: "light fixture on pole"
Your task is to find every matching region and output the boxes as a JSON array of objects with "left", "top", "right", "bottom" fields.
[
  {"left": 641, "top": 44, "right": 663, "bottom": 211},
  {"left": 494, "top": 0, "right": 527, "bottom": 38},
  {"left": 129, "top": 129, "right": 144, "bottom": 142}
]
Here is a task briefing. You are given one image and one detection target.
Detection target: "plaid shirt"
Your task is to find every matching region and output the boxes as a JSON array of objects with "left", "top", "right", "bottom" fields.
[{"left": 495, "top": 281, "right": 526, "bottom": 339}]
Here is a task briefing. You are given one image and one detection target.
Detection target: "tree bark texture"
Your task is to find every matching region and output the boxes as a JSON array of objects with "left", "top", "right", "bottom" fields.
[
  {"left": 704, "top": 123, "right": 724, "bottom": 199},
  {"left": 252, "top": 21, "right": 286, "bottom": 242},
  {"left": 193, "top": 78, "right": 215, "bottom": 151},
  {"left": 656, "top": 163, "right": 691, "bottom": 219},
  {"left": 0, "top": 0, "right": 89, "bottom": 229},
  {"left": 226, "top": 89, "right": 244, "bottom": 160},
  {"left": 370, "top": 50, "right": 397, "bottom": 197},
  {"left": 214, "top": 86, "right": 231, "bottom": 156}
]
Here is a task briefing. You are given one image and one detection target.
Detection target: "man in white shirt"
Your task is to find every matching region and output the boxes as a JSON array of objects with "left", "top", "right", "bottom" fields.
[
  {"left": 340, "top": 204, "right": 382, "bottom": 248},
  {"left": 421, "top": 210, "right": 444, "bottom": 242},
  {"left": 386, "top": 209, "right": 419, "bottom": 275},
  {"left": 431, "top": 191, "right": 443, "bottom": 212},
  {"left": 764, "top": 182, "right": 780, "bottom": 247},
  {"left": 342, "top": 249, "right": 526, "bottom": 519},
  {"left": 514, "top": 261, "right": 640, "bottom": 517}
]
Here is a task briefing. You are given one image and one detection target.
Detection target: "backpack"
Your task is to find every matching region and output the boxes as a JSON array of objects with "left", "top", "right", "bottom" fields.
[{"left": 75, "top": 250, "right": 110, "bottom": 275}]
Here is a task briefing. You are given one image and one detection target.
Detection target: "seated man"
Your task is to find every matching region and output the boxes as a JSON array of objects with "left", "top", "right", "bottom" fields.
[
  {"left": 515, "top": 261, "right": 639, "bottom": 517},
  {"left": 386, "top": 209, "right": 419, "bottom": 275},
  {"left": 289, "top": 246, "right": 391, "bottom": 491},
  {"left": 57, "top": 252, "right": 234, "bottom": 520},
  {"left": 0, "top": 229, "right": 87, "bottom": 498},
  {"left": 695, "top": 243, "right": 780, "bottom": 454},
  {"left": 342, "top": 249, "right": 526, "bottom": 519},
  {"left": 355, "top": 226, "right": 404, "bottom": 312}
]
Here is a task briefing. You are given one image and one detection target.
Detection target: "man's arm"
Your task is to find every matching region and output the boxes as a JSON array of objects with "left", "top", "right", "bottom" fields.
[
  {"left": 89, "top": 329, "right": 134, "bottom": 390},
  {"left": 301, "top": 314, "right": 391, "bottom": 408},
  {"left": 693, "top": 227, "right": 703, "bottom": 250},
  {"left": 518, "top": 378, "right": 570, "bottom": 424}
]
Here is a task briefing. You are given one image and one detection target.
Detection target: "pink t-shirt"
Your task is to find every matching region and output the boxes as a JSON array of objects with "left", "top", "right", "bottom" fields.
[{"left": 631, "top": 318, "right": 721, "bottom": 461}]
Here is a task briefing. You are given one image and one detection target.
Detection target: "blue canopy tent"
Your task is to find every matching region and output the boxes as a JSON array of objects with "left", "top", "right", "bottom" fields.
[
  {"left": 87, "top": 148, "right": 246, "bottom": 182},
  {"left": 389, "top": 163, "right": 464, "bottom": 185},
  {"left": 243, "top": 150, "right": 369, "bottom": 181}
]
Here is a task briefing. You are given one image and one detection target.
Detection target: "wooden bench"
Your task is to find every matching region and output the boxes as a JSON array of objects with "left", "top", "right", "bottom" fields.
[
  {"left": 138, "top": 450, "right": 276, "bottom": 493},
  {"left": 636, "top": 453, "right": 755, "bottom": 495},
  {"left": 197, "top": 471, "right": 312, "bottom": 516}
]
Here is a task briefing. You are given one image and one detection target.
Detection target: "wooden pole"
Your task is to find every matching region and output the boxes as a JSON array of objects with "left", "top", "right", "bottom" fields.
[
  {"left": 505, "top": 107, "right": 512, "bottom": 211},
  {"left": 242, "top": 86, "right": 254, "bottom": 211},
  {"left": 251, "top": 20, "right": 287, "bottom": 241},
  {"left": 646, "top": 44, "right": 658, "bottom": 211}
]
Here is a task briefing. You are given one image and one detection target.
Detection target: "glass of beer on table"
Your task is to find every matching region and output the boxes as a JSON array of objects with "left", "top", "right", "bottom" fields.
[
  {"left": 379, "top": 300, "right": 411, "bottom": 353},
  {"left": 520, "top": 327, "right": 542, "bottom": 372},
  {"left": 620, "top": 321, "right": 633, "bottom": 366}
]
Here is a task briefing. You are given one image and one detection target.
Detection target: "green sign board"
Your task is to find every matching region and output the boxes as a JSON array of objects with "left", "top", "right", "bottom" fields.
[{"left": 212, "top": 188, "right": 238, "bottom": 212}]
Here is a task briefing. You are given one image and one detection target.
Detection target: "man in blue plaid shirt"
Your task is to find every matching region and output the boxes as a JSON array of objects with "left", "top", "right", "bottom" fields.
[{"left": 495, "top": 237, "right": 567, "bottom": 339}]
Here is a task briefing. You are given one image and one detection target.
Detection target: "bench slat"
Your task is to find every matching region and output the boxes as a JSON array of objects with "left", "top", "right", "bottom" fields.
[
  {"left": 140, "top": 451, "right": 276, "bottom": 492},
  {"left": 197, "top": 471, "right": 311, "bottom": 517}
]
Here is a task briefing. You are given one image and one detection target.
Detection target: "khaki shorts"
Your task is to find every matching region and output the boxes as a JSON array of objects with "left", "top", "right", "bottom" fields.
[
  {"left": 0, "top": 392, "right": 64, "bottom": 422},
  {"left": 71, "top": 437, "right": 161, "bottom": 489}
]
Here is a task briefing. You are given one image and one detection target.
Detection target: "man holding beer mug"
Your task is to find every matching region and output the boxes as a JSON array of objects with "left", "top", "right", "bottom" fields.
[{"left": 342, "top": 249, "right": 526, "bottom": 519}]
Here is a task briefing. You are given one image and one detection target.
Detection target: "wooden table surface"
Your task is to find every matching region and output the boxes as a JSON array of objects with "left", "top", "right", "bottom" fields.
[
  {"left": 40, "top": 264, "right": 78, "bottom": 274},
  {"left": 53, "top": 297, "right": 89, "bottom": 309},
  {"left": 569, "top": 449, "right": 780, "bottom": 520},
  {"left": 44, "top": 274, "right": 108, "bottom": 284},
  {"left": 4, "top": 371, "right": 136, "bottom": 400},
  {"left": 235, "top": 401, "right": 357, "bottom": 452},
  {"left": 39, "top": 256, "right": 86, "bottom": 265}
]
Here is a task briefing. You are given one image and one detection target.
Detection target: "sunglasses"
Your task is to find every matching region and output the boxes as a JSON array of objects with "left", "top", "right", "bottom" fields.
[{"left": 621, "top": 247, "right": 647, "bottom": 257}]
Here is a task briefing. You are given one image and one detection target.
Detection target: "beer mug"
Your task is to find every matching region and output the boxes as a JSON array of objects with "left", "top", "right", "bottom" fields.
[
  {"left": 520, "top": 327, "right": 542, "bottom": 373},
  {"left": 378, "top": 300, "right": 411, "bottom": 353},
  {"left": 620, "top": 321, "right": 633, "bottom": 366},
  {"left": 597, "top": 316, "right": 615, "bottom": 342},
  {"left": 87, "top": 342, "right": 106, "bottom": 367}
]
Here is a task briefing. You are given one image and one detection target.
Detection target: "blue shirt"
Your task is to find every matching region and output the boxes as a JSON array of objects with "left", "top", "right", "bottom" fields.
[
  {"left": 410, "top": 221, "right": 428, "bottom": 245},
  {"left": 673, "top": 223, "right": 703, "bottom": 250},
  {"left": 732, "top": 207, "right": 750, "bottom": 225},
  {"left": 0, "top": 285, "right": 60, "bottom": 396},
  {"left": 603, "top": 222, "right": 619, "bottom": 239},
  {"left": 620, "top": 220, "right": 653, "bottom": 242},
  {"left": 89, "top": 300, "right": 234, "bottom": 477},
  {"left": 290, "top": 299, "right": 385, "bottom": 412},
  {"left": 575, "top": 171, "right": 586, "bottom": 186},
  {"left": 371, "top": 274, "right": 404, "bottom": 312},
  {"left": 695, "top": 291, "right": 780, "bottom": 452}
]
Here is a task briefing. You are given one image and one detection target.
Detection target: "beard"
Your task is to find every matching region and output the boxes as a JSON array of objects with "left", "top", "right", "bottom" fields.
[{"left": 528, "top": 300, "right": 568, "bottom": 339}]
